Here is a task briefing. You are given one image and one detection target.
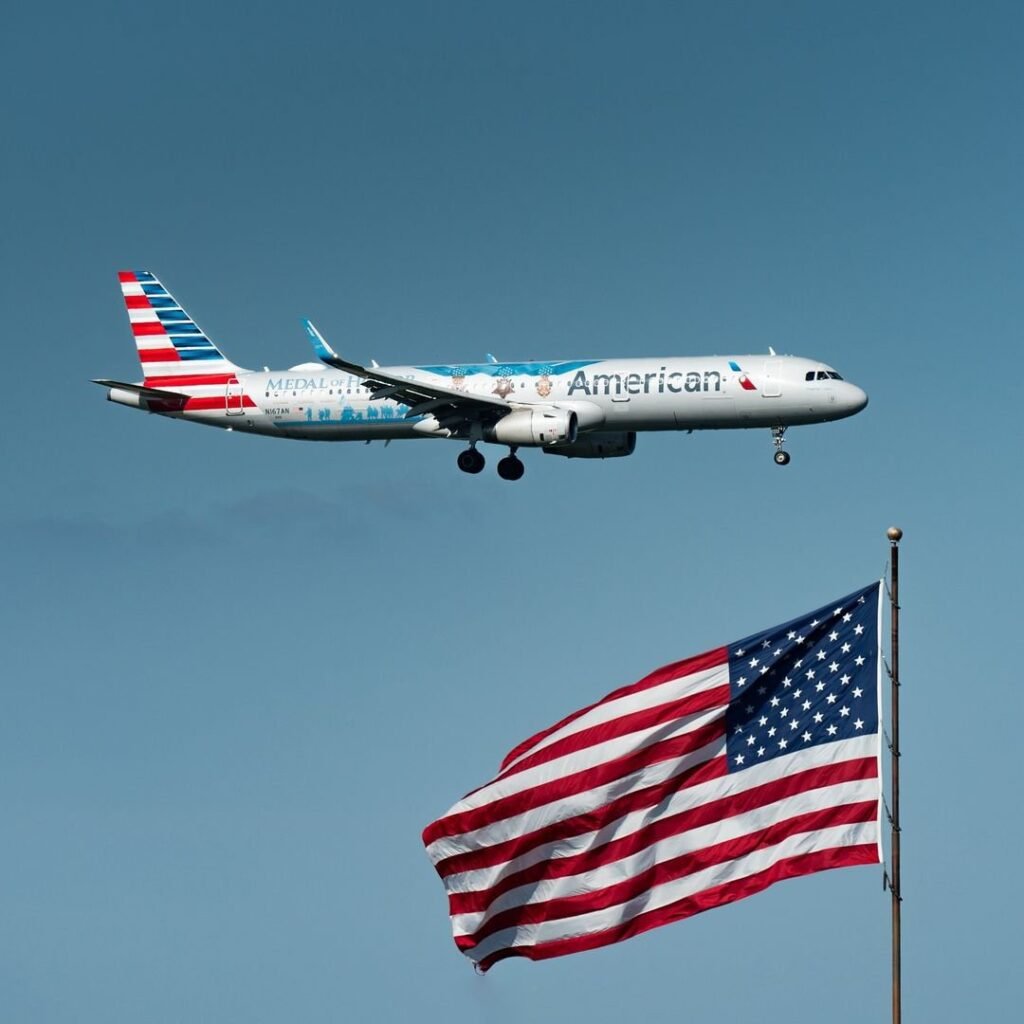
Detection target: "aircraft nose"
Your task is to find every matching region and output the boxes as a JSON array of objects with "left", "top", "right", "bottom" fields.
[{"left": 843, "top": 383, "right": 869, "bottom": 414}]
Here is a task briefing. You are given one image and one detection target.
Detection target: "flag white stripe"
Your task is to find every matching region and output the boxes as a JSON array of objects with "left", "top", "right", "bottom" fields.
[
  {"left": 441, "top": 733, "right": 878, "bottom": 893},
  {"left": 425, "top": 733, "right": 725, "bottom": 864},
  {"left": 465, "top": 820, "right": 877, "bottom": 962},
  {"left": 499, "top": 661, "right": 728, "bottom": 774},
  {"left": 451, "top": 701, "right": 727, "bottom": 815},
  {"left": 451, "top": 776, "right": 879, "bottom": 935}
]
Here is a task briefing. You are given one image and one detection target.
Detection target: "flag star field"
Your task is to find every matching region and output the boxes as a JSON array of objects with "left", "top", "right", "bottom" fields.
[{"left": 725, "top": 584, "right": 879, "bottom": 768}]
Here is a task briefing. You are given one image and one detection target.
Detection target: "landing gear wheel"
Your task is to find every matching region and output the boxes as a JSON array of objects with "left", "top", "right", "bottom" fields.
[
  {"left": 457, "top": 447, "right": 485, "bottom": 474},
  {"left": 770, "top": 426, "right": 789, "bottom": 465},
  {"left": 497, "top": 455, "right": 525, "bottom": 481}
]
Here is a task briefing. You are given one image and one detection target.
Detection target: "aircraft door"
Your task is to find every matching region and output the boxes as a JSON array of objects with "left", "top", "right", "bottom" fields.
[
  {"left": 762, "top": 360, "right": 782, "bottom": 398},
  {"left": 226, "top": 379, "right": 245, "bottom": 415}
]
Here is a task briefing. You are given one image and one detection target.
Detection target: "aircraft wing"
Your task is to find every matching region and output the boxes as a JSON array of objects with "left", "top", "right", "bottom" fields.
[{"left": 303, "top": 320, "right": 511, "bottom": 432}]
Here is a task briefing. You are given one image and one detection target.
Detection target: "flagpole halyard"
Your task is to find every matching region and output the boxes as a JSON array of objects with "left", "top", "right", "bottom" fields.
[{"left": 886, "top": 526, "right": 903, "bottom": 1024}]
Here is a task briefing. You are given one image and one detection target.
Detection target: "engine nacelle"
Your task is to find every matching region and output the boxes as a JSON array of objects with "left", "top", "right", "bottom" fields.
[
  {"left": 542, "top": 431, "right": 637, "bottom": 459},
  {"left": 489, "top": 408, "right": 578, "bottom": 447}
]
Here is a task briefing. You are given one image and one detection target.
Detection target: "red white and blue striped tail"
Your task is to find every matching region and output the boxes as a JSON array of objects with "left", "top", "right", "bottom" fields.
[{"left": 118, "top": 270, "right": 244, "bottom": 387}]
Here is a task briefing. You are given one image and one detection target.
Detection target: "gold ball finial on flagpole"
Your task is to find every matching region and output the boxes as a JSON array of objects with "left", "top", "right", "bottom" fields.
[{"left": 887, "top": 526, "right": 903, "bottom": 543}]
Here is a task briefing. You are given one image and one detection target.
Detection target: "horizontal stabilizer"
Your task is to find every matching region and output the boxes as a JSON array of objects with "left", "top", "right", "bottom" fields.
[
  {"left": 92, "top": 379, "right": 188, "bottom": 401},
  {"left": 91, "top": 378, "right": 190, "bottom": 412}
]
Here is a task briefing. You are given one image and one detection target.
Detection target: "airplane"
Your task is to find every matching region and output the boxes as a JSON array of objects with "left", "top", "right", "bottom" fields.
[{"left": 94, "top": 271, "right": 868, "bottom": 480}]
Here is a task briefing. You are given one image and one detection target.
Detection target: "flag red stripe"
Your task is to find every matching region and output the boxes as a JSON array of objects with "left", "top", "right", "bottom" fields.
[
  {"left": 495, "top": 683, "right": 731, "bottom": 783},
  {"left": 118, "top": 271, "right": 137, "bottom": 283},
  {"left": 124, "top": 295, "right": 151, "bottom": 309},
  {"left": 447, "top": 756, "right": 878, "bottom": 913},
  {"left": 138, "top": 348, "right": 181, "bottom": 363},
  {"left": 433, "top": 754, "right": 728, "bottom": 879},
  {"left": 463, "top": 799, "right": 878, "bottom": 945},
  {"left": 499, "top": 647, "right": 728, "bottom": 770},
  {"left": 423, "top": 718, "right": 726, "bottom": 847},
  {"left": 472, "top": 844, "right": 880, "bottom": 970}
]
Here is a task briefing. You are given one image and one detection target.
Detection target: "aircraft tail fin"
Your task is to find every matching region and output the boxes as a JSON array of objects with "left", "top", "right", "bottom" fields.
[{"left": 118, "top": 271, "right": 246, "bottom": 387}]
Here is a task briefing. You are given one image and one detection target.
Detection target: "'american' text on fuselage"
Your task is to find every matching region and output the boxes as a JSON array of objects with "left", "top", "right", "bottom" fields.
[{"left": 568, "top": 368, "right": 722, "bottom": 397}]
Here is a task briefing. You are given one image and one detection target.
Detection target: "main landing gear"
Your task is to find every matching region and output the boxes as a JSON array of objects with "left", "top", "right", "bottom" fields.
[
  {"left": 457, "top": 445, "right": 526, "bottom": 480},
  {"left": 771, "top": 426, "right": 791, "bottom": 465},
  {"left": 497, "top": 450, "right": 525, "bottom": 481},
  {"left": 457, "top": 446, "right": 486, "bottom": 474}
]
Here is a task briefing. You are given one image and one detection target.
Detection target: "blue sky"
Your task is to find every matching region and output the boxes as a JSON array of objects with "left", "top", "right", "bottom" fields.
[{"left": 2, "top": 2, "right": 1021, "bottom": 1019}]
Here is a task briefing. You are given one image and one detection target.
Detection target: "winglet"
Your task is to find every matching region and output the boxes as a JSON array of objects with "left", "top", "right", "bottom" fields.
[
  {"left": 303, "top": 318, "right": 337, "bottom": 361},
  {"left": 303, "top": 319, "right": 367, "bottom": 376}
]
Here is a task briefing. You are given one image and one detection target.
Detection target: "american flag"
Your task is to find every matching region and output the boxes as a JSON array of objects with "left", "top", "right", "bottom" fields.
[{"left": 423, "top": 582, "right": 883, "bottom": 971}]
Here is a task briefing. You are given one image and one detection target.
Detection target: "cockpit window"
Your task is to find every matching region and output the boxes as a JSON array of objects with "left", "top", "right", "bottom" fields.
[
  {"left": 805, "top": 371, "right": 815, "bottom": 381},
  {"left": 817, "top": 371, "right": 829, "bottom": 380},
  {"left": 827, "top": 371, "right": 844, "bottom": 380}
]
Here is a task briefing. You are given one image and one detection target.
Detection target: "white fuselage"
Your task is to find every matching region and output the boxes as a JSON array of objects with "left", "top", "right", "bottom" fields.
[{"left": 151, "top": 354, "right": 867, "bottom": 441}]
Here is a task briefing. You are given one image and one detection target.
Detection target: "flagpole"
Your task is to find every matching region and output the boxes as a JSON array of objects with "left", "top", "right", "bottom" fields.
[{"left": 887, "top": 526, "right": 902, "bottom": 1024}]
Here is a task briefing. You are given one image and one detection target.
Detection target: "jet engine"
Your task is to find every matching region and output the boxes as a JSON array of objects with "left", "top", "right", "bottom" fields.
[
  {"left": 542, "top": 431, "right": 637, "bottom": 459},
  {"left": 488, "top": 408, "right": 578, "bottom": 446}
]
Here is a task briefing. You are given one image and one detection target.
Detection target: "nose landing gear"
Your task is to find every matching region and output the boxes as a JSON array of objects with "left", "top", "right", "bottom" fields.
[{"left": 771, "top": 427, "right": 790, "bottom": 465}]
